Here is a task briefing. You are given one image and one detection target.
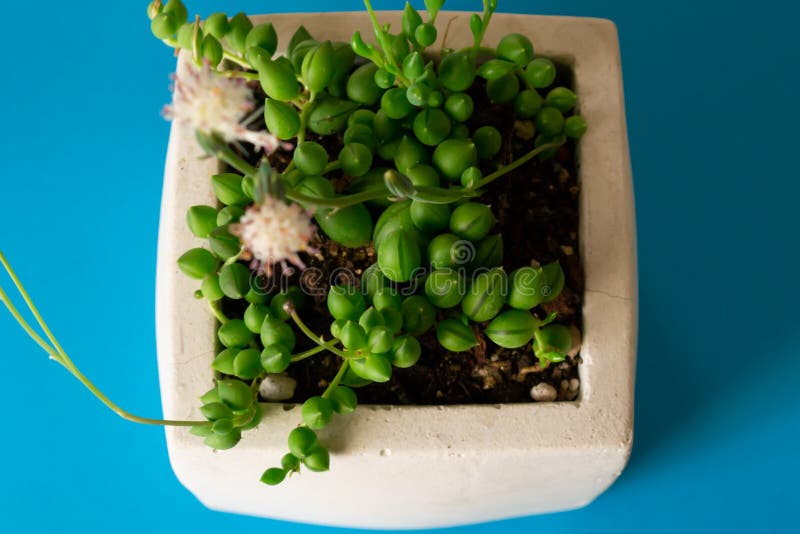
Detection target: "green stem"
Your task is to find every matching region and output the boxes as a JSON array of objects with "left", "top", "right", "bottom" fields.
[
  {"left": 0, "top": 251, "right": 70, "bottom": 367},
  {"left": 223, "top": 248, "right": 245, "bottom": 267},
  {"left": 0, "top": 286, "right": 61, "bottom": 361},
  {"left": 321, "top": 360, "right": 350, "bottom": 399},
  {"left": 322, "top": 160, "right": 341, "bottom": 174},
  {"left": 197, "top": 132, "right": 257, "bottom": 175},
  {"left": 471, "top": 1, "right": 496, "bottom": 59},
  {"left": 473, "top": 141, "right": 564, "bottom": 189},
  {"left": 208, "top": 301, "right": 229, "bottom": 324},
  {"left": 199, "top": 133, "right": 383, "bottom": 209},
  {"left": 285, "top": 187, "right": 387, "bottom": 210},
  {"left": 0, "top": 250, "right": 210, "bottom": 428},
  {"left": 410, "top": 184, "right": 479, "bottom": 204},
  {"left": 287, "top": 310, "right": 350, "bottom": 359},
  {"left": 362, "top": 0, "right": 412, "bottom": 86},
  {"left": 65, "top": 363, "right": 210, "bottom": 427},
  {"left": 296, "top": 92, "right": 317, "bottom": 145},
  {"left": 291, "top": 340, "right": 341, "bottom": 363},
  {"left": 222, "top": 50, "right": 253, "bottom": 70},
  {"left": 163, "top": 37, "right": 254, "bottom": 71}
]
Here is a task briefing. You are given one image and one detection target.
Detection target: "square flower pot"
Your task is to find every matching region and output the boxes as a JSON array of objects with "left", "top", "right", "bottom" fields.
[{"left": 155, "top": 11, "right": 636, "bottom": 529}]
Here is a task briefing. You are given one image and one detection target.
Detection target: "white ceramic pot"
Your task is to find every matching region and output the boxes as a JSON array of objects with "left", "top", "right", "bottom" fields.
[{"left": 155, "top": 11, "right": 636, "bottom": 529}]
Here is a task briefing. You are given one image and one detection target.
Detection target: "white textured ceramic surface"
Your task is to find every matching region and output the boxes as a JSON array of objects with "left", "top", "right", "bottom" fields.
[{"left": 155, "top": 12, "right": 636, "bottom": 529}]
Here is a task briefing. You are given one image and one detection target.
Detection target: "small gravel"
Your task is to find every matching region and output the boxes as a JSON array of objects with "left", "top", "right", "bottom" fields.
[
  {"left": 530, "top": 382, "right": 558, "bottom": 402},
  {"left": 259, "top": 374, "right": 297, "bottom": 401}
]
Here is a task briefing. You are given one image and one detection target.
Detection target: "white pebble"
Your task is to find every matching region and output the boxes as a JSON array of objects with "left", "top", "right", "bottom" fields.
[
  {"left": 259, "top": 374, "right": 297, "bottom": 401},
  {"left": 530, "top": 382, "right": 558, "bottom": 402}
]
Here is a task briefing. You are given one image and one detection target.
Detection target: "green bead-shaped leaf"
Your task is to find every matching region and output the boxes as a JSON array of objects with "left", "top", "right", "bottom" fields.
[
  {"left": 535, "top": 106, "right": 565, "bottom": 136},
  {"left": 478, "top": 58, "right": 517, "bottom": 81},
  {"left": 287, "top": 25, "right": 313, "bottom": 55},
  {"left": 218, "top": 263, "right": 250, "bottom": 299},
  {"left": 522, "top": 58, "right": 557, "bottom": 89},
  {"left": 496, "top": 33, "right": 534, "bottom": 65},
  {"left": 390, "top": 335, "right": 422, "bottom": 368},
  {"left": 564, "top": 116, "right": 588, "bottom": 138},
  {"left": 301, "top": 41, "right": 335, "bottom": 93},
  {"left": 436, "top": 318, "right": 478, "bottom": 352},
  {"left": 227, "top": 13, "right": 254, "bottom": 53},
  {"left": 200, "top": 401, "right": 233, "bottom": 422},
  {"left": 308, "top": 97, "right": 359, "bottom": 135},
  {"left": 346, "top": 63, "right": 383, "bottom": 106},
  {"left": 302, "top": 396, "right": 334, "bottom": 429},
  {"left": 368, "top": 326, "right": 395, "bottom": 354},
  {"left": 281, "top": 453, "right": 301, "bottom": 471},
  {"left": 427, "top": 233, "right": 461, "bottom": 270},
  {"left": 212, "top": 173, "right": 249, "bottom": 206},
  {"left": 257, "top": 58, "right": 300, "bottom": 102},
  {"left": 264, "top": 99, "right": 301, "bottom": 140},
  {"left": 545, "top": 87, "right": 577, "bottom": 113},
  {"left": 350, "top": 353, "right": 393, "bottom": 383},
  {"left": 246, "top": 23, "right": 278, "bottom": 56},
  {"left": 358, "top": 307, "right": 385, "bottom": 330},
  {"left": 204, "top": 429, "right": 242, "bottom": 450},
  {"left": 177, "top": 248, "right": 218, "bottom": 280},
  {"left": 260, "top": 343, "right": 291, "bottom": 374},
  {"left": 402, "top": 2, "right": 423, "bottom": 43},
  {"left": 217, "top": 319, "right": 253, "bottom": 348},
  {"left": 425, "top": 269, "right": 464, "bottom": 308},
  {"left": 316, "top": 203, "right": 374, "bottom": 248},
  {"left": 340, "top": 321, "right": 367, "bottom": 351},
  {"left": 378, "top": 230, "right": 422, "bottom": 283},
  {"left": 533, "top": 324, "right": 573, "bottom": 358},
  {"left": 212, "top": 347, "right": 238, "bottom": 375},
  {"left": 339, "top": 143, "right": 373, "bottom": 177},
  {"left": 186, "top": 205, "right": 218, "bottom": 238},
  {"left": 514, "top": 89, "right": 544, "bottom": 119},
  {"left": 260, "top": 317, "right": 296, "bottom": 352},
  {"left": 260, "top": 467, "right": 287, "bottom": 485},
  {"left": 217, "top": 379, "right": 253, "bottom": 411},
  {"left": 216, "top": 206, "right": 244, "bottom": 226},
  {"left": 462, "top": 268, "right": 507, "bottom": 322},
  {"left": 433, "top": 139, "right": 478, "bottom": 181},
  {"left": 449, "top": 202, "right": 495, "bottom": 241},
  {"left": 327, "top": 285, "right": 367, "bottom": 321},
  {"left": 233, "top": 348, "right": 263, "bottom": 379},
  {"left": 487, "top": 73, "right": 520, "bottom": 104},
  {"left": 204, "top": 13, "right": 229, "bottom": 39},
  {"left": 303, "top": 445, "right": 330, "bottom": 472},
  {"left": 486, "top": 309, "right": 537, "bottom": 348},
  {"left": 243, "top": 303, "right": 269, "bottom": 334},
  {"left": 438, "top": 52, "right": 476, "bottom": 92},
  {"left": 208, "top": 226, "right": 241, "bottom": 260},
  {"left": 329, "top": 386, "right": 358, "bottom": 414},
  {"left": 413, "top": 108, "right": 452, "bottom": 147},
  {"left": 287, "top": 426, "right": 317, "bottom": 458}
]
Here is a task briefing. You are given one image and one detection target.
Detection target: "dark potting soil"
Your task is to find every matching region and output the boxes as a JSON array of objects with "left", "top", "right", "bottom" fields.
[{"left": 222, "top": 61, "right": 583, "bottom": 404}]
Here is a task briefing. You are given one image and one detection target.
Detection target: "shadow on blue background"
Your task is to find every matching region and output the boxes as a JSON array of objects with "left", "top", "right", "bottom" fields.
[{"left": 0, "top": 1, "right": 797, "bottom": 533}]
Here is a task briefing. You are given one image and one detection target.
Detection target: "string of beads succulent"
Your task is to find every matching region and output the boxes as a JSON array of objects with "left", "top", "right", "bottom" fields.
[{"left": 0, "top": 0, "right": 587, "bottom": 487}]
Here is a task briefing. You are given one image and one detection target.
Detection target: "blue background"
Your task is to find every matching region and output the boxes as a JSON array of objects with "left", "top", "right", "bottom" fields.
[{"left": 1, "top": 1, "right": 797, "bottom": 532}]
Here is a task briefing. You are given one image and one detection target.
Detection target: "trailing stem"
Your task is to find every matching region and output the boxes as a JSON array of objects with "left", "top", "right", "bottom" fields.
[{"left": 0, "top": 251, "right": 210, "bottom": 428}]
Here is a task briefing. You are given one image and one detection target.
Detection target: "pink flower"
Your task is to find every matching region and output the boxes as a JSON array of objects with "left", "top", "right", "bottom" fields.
[
  {"left": 233, "top": 197, "right": 315, "bottom": 272},
  {"left": 164, "top": 61, "right": 283, "bottom": 153}
]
